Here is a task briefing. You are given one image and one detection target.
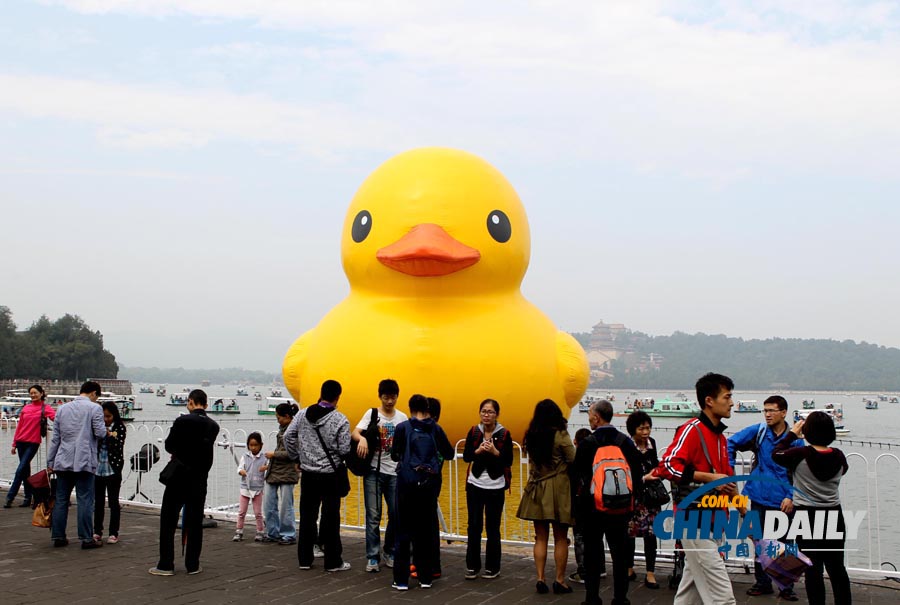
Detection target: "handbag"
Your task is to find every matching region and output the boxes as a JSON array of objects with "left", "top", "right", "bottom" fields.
[
  {"left": 40, "top": 402, "right": 48, "bottom": 438},
  {"left": 32, "top": 499, "right": 54, "bottom": 528},
  {"left": 26, "top": 469, "right": 52, "bottom": 491},
  {"left": 643, "top": 479, "right": 671, "bottom": 508},
  {"left": 757, "top": 539, "right": 812, "bottom": 590},
  {"left": 346, "top": 408, "right": 379, "bottom": 477},
  {"left": 159, "top": 457, "right": 188, "bottom": 486},
  {"left": 313, "top": 425, "right": 351, "bottom": 498}
]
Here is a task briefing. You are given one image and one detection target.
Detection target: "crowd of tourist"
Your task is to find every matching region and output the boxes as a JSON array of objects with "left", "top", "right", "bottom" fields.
[{"left": 4, "top": 375, "right": 853, "bottom": 604}]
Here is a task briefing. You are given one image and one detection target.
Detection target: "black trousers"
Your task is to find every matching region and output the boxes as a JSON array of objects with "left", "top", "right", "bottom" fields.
[
  {"left": 584, "top": 511, "right": 632, "bottom": 604},
  {"left": 157, "top": 478, "right": 207, "bottom": 572},
  {"left": 465, "top": 483, "right": 505, "bottom": 573},
  {"left": 394, "top": 485, "right": 438, "bottom": 585},
  {"left": 796, "top": 506, "right": 851, "bottom": 605},
  {"left": 298, "top": 472, "right": 343, "bottom": 569},
  {"left": 94, "top": 472, "right": 122, "bottom": 537}
]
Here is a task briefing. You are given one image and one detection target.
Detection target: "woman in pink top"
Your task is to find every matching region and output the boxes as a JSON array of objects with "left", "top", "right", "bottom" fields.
[{"left": 5, "top": 384, "right": 56, "bottom": 508}]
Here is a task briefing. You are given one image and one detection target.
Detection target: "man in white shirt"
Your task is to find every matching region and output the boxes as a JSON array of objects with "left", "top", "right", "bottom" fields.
[{"left": 352, "top": 379, "right": 407, "bottom": 572}]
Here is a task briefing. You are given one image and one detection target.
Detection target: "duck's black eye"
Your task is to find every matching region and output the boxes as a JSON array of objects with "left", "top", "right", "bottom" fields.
[
  {"left": 351, "top": 210, "right": 372, "bottom": 243},
  {"left": 486, "top": 210, "right": 511, "bottom": 243}
]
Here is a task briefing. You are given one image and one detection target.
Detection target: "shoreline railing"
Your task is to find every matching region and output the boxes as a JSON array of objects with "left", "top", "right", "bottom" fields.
[{"left": 2, "top": 417, "right": 898, "bottom": 580}]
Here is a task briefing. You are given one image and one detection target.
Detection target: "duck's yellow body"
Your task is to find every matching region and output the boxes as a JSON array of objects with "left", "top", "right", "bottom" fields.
[{"left": 283, "top": 148, "right": 588, "bottom": 441}]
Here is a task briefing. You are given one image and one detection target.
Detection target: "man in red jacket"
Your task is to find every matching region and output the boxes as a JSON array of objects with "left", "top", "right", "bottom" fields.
[{"left": 654, "top": 372, "right": 737, "bottom": 604}]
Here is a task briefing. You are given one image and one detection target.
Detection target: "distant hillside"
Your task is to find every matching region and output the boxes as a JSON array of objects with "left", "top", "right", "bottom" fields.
[
  {"left": 570, "top": 330, "right": 900, "bottom": 391},
  {"left": 119, "top": 366, "right": 279, "bottom": 385}
]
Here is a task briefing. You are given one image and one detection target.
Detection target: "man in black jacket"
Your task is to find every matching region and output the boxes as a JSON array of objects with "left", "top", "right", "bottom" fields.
[
  {"left": 150, "top": 389, "right": 220, "bottom": 576},
  {"left": 575, "top": 399, "right": 644, "bottom": 605}
]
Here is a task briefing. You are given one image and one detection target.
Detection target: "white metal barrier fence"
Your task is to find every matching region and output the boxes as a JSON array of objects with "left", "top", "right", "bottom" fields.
[{"left": 2, "top": 418, "right": 898, "bottom": 579}]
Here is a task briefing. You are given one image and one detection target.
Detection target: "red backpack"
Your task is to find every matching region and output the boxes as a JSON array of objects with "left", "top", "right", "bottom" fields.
[{"left": 589, "top": 435, "right": 634, "bottom": 514}]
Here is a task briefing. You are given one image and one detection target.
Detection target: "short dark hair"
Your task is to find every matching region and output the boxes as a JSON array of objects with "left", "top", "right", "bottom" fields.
[
  {"left": 764, "top": 395, "right": 788, "bottom": 411},
  {"left": 480, "top": 398, "right": 500, "bottom": 415},
  {"left": 247, "top": 432, "right": 263, "bottom": 447},
  {"left": 320, "top": 380, "right": 342, "bottom": 402},
  {"left": 626, "top": 410, "right": 653, "bottom": 436},
  {"left": 80, "top": 381, "right": 102, "bottom": 396},
  {"left": 427, "top": 397, "right": 441, "bottom": 421},
  {"left": 591, "top": 399, "right": 614, "bottom": 422},
  {"left": 378, "top": 379, "right": 400, "bottom": 397},
  {"left": 408, "top": 394, "right": 429, "bottom": 414},
  {"left": 695, "top": 372, "right": 734, "bottom": 409},
  {"left": 803, "top": 411, "right": 836, "bottom": 446},
  {"left": 574, "top": 428, "right": 591, "bottom": 445},
  {"left": 275, "top": 403, "right": 297, "bottom": 417},
  {"left": 189, "top": 389, "right": 208, "bottom": 407}
]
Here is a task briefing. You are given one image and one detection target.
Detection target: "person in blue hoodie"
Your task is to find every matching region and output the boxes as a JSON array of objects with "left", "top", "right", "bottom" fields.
[
  {"left": 727, "top": 395, "right": 803, "bottom": 601},
  {"left": 389, "top": 394, "right": 454, "bottom": 591}
]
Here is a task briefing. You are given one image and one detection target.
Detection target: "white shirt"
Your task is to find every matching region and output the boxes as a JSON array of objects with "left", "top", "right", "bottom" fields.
[{"left": 355, "top": 408, "right": 408, "bottom": 476}]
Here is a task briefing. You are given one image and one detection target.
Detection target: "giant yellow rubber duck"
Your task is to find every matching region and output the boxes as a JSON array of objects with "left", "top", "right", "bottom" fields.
[{"left": 283, "top": 147, "right": 588, "bottom": 441}]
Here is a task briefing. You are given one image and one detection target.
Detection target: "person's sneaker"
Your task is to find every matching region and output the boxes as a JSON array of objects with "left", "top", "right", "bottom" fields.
[
  {"left": 313, "top": 545, "right": 325, "bottom": 558},
  {"left": 326, "top": 561, "right": 351, "bottom": 572},
  {"left": 148, "top": 567, "right": 175, "bottom": 576},
  {"left": 465, "top": 569, "right": 478, "bottom": 580},
  {"left": 278, "top": 537, "right": 296, "bottom": 545},
  {"left": 366, "top": 558, "right": 380, "bottom": 572},
  {"left": 2, "top": 501, "right": 11, "bottom": 508},
  {"left": 254, "top": 532, "right": 265, "bottom": 542},
  {"left": 746, "top": 584, "right": 775, "bottom": 596},
  {"left": 382, "top": 550, "right": 394, "bottom": 568},
  {"left": 778, "top": 588, "right": 800, "bottom": 602},
  {"left": 107, "top": 535, "right": 119, "bottom": 544},
  {"left": 232, "top": 531, "right": 243, "bottom": 542},
  {"left": 481, "top": 569, "right": 500, "bottom": 579},
  {"left": 82, "top": 539, "right": 103, "bottom": 549},
  {"left": 420, "top": 581, "right": 432, "bottom": 589},
  {"left": 19, "top": 500, "right": 32, "bottom": 508},
  {"left": 600, "top": 571, "right": 608, "bottom": 579},
  {"left": 187, "top": 567, "right": 202, "bottom": 575},
  {"left": 53, "top": 538, "right": 69, "bottom": 548},
  {"left": 568, "top": 572, "right": 585, "bottom": 584},
  {"left": 93, "top": 533, "right": 101, "bottom": 542},
  {"left": 298, "top": 564, "right": 312, "bottom": 570},
  {"left": 392, "top": 582, "right": 408, "bottom": 591}
]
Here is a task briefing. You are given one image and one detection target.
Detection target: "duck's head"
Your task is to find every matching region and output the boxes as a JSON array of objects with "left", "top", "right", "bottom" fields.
[{"left": 341, "top": 148, "right": 530, "bottom": 297}]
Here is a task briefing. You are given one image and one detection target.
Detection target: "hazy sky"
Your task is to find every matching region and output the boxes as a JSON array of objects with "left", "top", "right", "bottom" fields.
[{"left": 3, "top": 1, "right": 900, "bottom": 372}]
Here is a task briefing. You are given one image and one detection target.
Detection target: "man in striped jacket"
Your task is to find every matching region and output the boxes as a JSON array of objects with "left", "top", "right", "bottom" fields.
[{"left": 653, "top": 372, "right": 737, "bottom": 604}]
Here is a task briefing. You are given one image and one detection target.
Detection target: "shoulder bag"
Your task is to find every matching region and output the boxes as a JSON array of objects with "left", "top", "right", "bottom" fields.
[{"left": 313, "top": 425, "right": 351, "bottom": 497}]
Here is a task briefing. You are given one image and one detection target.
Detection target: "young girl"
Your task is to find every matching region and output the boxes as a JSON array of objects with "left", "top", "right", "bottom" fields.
[
  {"left": 233, "top": 432, "right": 268, "bottom": 542},
  {"left": 95, "top": 402, "right": 126, "bottom": 543}
]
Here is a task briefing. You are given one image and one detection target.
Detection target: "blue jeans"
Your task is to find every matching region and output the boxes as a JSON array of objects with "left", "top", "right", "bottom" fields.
[
  {"left": 264, "top": 482, "right": 296, "bottom": 540},
  {"left": 51, "top": 470, "right": 95, "bottom": 543},
  {"left": 364, "top": 471, "right": 397, "bottom": 559},
  {"left": 7, "top": 442, "right": 40, "bottom": 504}
]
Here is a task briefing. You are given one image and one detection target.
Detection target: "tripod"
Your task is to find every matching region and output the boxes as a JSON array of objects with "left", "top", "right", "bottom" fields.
[{"left": 129, "top": 470, "right": 153, "bottom": 503}]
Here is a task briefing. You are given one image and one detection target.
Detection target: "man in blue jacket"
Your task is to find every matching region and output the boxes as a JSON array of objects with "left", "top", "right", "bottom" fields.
[{"left": 727, "top": 395, "right": 803, "bottom": 601}]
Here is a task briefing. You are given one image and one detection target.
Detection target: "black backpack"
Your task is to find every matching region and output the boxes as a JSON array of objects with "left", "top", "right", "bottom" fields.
[
  {"left": 346, "top": 408, "right": 379, "bottom": 477},
  {"left": 399, "top": 424, "right": 441, "bottom": 488}
]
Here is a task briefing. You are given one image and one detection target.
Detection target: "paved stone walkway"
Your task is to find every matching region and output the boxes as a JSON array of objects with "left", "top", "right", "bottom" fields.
[{"left": 1, "top": 496, "right": 898, "bottom": 604}]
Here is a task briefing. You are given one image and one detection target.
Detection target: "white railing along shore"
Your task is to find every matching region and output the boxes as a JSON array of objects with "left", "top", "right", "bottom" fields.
[{"left": 2, "top": 417, "right": 899, "bottom": 581}]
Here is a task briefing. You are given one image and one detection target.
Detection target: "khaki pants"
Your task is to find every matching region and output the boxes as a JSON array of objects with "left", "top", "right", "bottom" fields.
[{"left": 674, "top": 537, "right": 736, "bottom": 605}]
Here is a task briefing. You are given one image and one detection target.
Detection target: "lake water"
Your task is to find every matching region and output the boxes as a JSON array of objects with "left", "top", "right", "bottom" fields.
[{"left": 4, "top": 385, "right": 898, "bottom": 574}]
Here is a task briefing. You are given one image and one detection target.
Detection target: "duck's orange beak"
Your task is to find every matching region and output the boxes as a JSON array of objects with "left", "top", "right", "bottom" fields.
[{"left": 376, "top": 223, "right": 481, "bottom": 277}]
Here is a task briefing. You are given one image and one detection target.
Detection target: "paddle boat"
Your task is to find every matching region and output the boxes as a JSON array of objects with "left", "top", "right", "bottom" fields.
[
  {"left": 209, "top": 398, "right": 241, "bottom": 414},
  {"left": 622, "top": 398, "right": 701, "bottom": 418},
  {"left": 168, "top": 393, "right": 189, "bottom": 406},
  {"left": 735, "top": 400, "right": 760, "bottom": 413}
]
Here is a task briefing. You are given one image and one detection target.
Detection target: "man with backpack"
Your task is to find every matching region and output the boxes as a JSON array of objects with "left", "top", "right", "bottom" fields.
[
  {"left": 390, "top": 394, "right": 454, "bottom": 591},
  {"left": 351, "top": 378, "right": 407, "bottom": 572},
  {"left": 653, "top": 372, "right": 737, "bottom": 604},
  {"left": 728, "top": 395, "right": 803, "bottom": 601},
  {"left": 574, "top": 399, "right": 643, "bottom": 605}
]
